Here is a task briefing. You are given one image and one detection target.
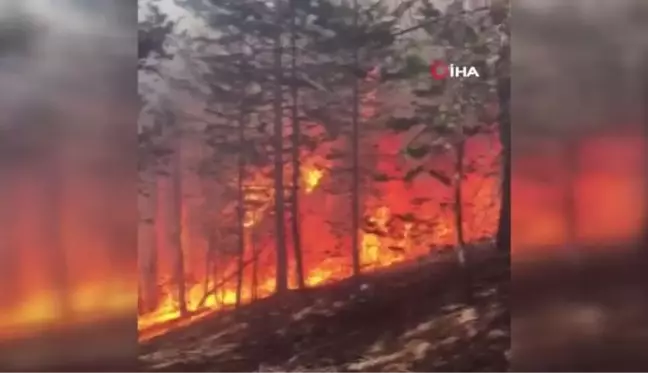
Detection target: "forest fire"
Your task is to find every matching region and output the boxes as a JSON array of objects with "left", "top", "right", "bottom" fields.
[
  {"left": 303, "top": 168, "right": 324, "bottom": 194},
  {"left": 133, "top": 0, "right": 510, "bottom": 341},
  {"left": 1, "top": 133, "right": 641, "bottom": 343},
  {"left": 135, "top": 126, "right": 646, "bottom": 341},
  {"left": 0, "top": 136, "right": 637, "bottom": 359},
  {"left": 136, "top": 129, "right": 502, "bottom": 341}
]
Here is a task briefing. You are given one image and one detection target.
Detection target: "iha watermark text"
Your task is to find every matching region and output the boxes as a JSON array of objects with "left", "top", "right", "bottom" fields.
[{"left": 430, "top": 60, "right": 480, "bottom": 80}]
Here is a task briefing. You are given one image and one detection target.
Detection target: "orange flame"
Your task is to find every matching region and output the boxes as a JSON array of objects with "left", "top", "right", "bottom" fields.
[
  {"left": 303, "top": 168, "right": 324, "bottom": 193},
  {"left": 136, "top": 138, "right": 502, "bottom": 340}
]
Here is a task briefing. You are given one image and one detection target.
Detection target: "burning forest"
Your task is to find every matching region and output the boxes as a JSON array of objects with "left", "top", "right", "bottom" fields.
[
  {"left": 0, "top": 0, "right": 646, "bottom": 373},
  {"left": 138, "top": 0, "right": 510, "bottom": 370},
  {"left": 138, "top": 1, "right": 508, "bottom": 372}
]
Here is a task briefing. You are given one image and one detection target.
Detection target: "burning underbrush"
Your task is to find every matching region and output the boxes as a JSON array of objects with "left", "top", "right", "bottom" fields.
[
  {"left": 139, "top": 241, "right": 509, "bottom": 372},
  {"left": 137, "top": 131, "right": 502, "bottom": 340}
]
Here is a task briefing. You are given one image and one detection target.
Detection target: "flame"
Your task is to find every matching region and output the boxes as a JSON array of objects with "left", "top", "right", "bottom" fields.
[
  {"left": 303, "top": 167, "right": 324, "bottom": 193},
  {"left": 136, "top": 135, "right": 502, "bottom": 341},
  {"left": 138, "top": 161, "right": 330, "bottom": 338},
  {"left": 3, "top": 67, "right": 642, "bottom": 346},
  {"left": 1, "top": 279, "right": 135, "bottom": 340},
  {"left": 135, "top": 125, "right": 505, "bottom": 341},
  {"left": 5, "top": 134, "right": 640, "bottom": 342}
]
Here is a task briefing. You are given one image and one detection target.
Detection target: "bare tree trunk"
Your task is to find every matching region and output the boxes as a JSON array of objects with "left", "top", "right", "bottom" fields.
[
  {"left": 643, "top": 60, "right": 648, "bottom": 251},
  {"left": 141, "top": 172, "right": 159, "bottom": 313},
  {"left": 149, "top": 181, "right": 159, "bottom": 311},
  {"left": 273, "top": 0, "right": 289, "bottom": 295},
  {"left": 197, "top": 244, "right": 270, "bottom": 308},
  {"left": 235, "top": 107, "right": 246, "bottom": 309},
  {"left": 171, "top": 126, "right": 187, "bottom": 316},
  {"left": 290, "top": 0, "right": 305, "bottom": 290},
  {"left": 454, "top": 138, "right": 474, "bottom": 303},
  {"left": 350, "top": 0, "right": 361, "bottom": 277},
  {"left": 496, "top": 73, "right": 511, "bottom": 253},
  {"left": 203, "top": 249, "right": 211, "bottom": 305},
  {"left": 454, "top": 139, "right": 467, "bottom": 267}
]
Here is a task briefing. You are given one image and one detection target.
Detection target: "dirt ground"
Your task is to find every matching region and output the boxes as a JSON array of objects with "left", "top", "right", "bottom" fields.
[{"left": 140, "top": 247, "right": 510, "bottom": 372}]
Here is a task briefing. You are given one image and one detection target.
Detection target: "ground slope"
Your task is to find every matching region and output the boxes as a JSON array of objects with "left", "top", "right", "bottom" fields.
[{"left": 140, "top": 247, "right": 509, "bottom": 372}]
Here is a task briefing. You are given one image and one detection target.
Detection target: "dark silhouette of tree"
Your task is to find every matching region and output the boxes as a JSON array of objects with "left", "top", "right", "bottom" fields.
[
  {"left": 271, "top": 0, "right": 289, "bottom": 295},
  {"left": 138, "top": 0, "right": 176, "bottom": 313},
  {"left": 289, "top": 0, "right": 305, "bottom": 289},
  {"left": 494, "top": 1, "right": 510, "bottom": 253}
]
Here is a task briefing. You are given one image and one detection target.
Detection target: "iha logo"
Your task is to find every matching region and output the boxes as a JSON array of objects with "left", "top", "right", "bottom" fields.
[{"left": 430, "top": 60, "right": 480, "bottom": 80}]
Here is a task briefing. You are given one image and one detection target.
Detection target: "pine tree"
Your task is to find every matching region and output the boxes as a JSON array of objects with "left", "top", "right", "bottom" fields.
[
  {"left": 138, "top": 1, "right": 176, "bottom": 314},
  {"left": 289, "top": 0, "right": 305, "bottom": 289},
  {"left": 169, "top": 107, "right": 188, "bottom": 316},
  {"left": 495, "top": 1, "right": 510, "bottom": 253},
  {"left": 350, "top": 0, "right": 362, "bottom": 277},
  {"left": 272, "top": 0, "right": 289, "bottom": 295},
  {"left": 300, "top": 0, "right": 414, "bottom": 275},
  {"left": 170, "top": 0, "right": 418, "bottom": 297},
  {"left": 386, "top": 0, "right": 505, "bottom": 270}
]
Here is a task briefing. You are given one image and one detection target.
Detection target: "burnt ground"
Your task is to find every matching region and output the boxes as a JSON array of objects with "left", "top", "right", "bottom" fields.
[{"left": 140, "top": 247, "right": 510, "bottom": 372}]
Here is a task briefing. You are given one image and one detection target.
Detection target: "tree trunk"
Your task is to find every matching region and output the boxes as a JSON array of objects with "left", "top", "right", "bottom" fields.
[
  {"left": 235, "top": 107, "right": 246, "bottom": 309},
  {"left": 290, "top": 0, "right": 305, "bottom": 290},
  {"left": 454, "top": 138, "right": 467, "bottom": 267},
  {"left": 203, "top": 231, "right": 212, "bottom": 305},
  {"left": 643, "top": 61, "right": 648, "bottom": 251},
  {"left": 496, "top": 55, "right": 511, "bottom": 253},
  {"left": 141, "top": 171, "right": 159, "bottom": 313},
  {"left": 171, "top": 127, "right": 187, "bottom": 316},
  {"left": 350, "top": 0, "right": 361, "bottom": 277},
  {"left": 454, "top": 138, "right": 474, "bottom": 303},
  {"left": 149, "top": 179, "right": 159, "bottom": 311},
  {"left": 273, "top": 0, "right": 289, "bottom": 294}
]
